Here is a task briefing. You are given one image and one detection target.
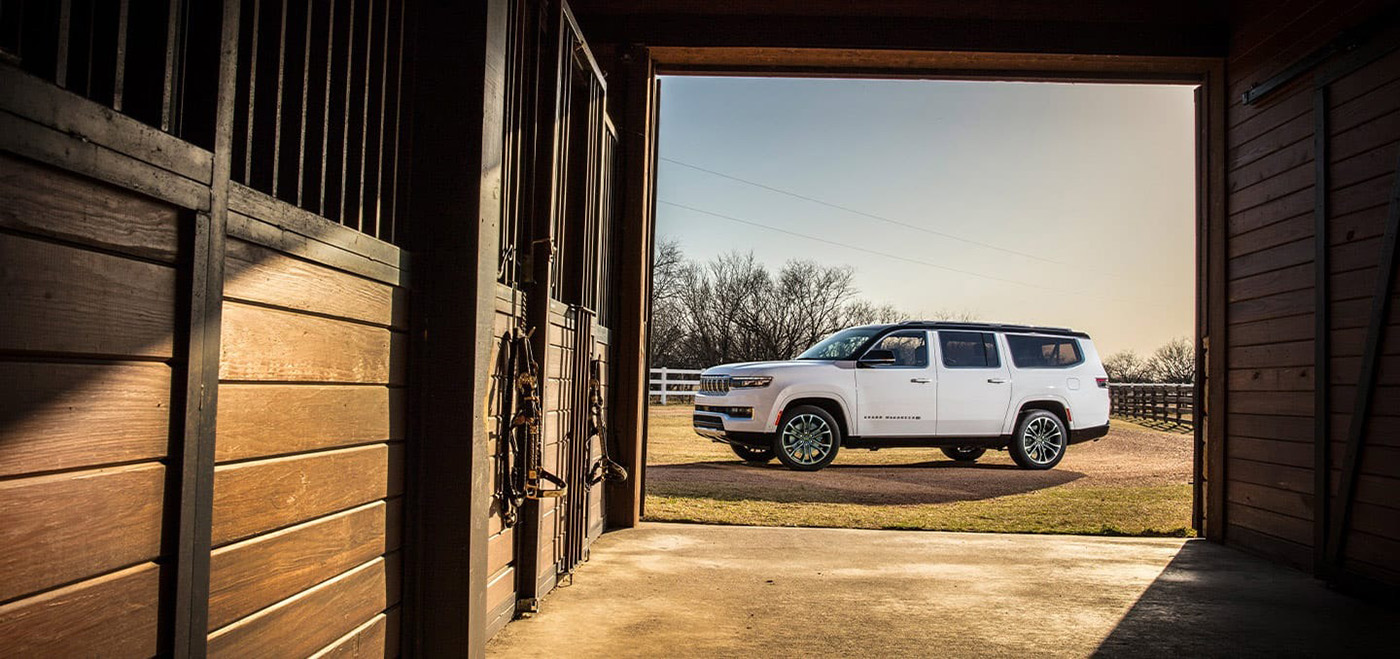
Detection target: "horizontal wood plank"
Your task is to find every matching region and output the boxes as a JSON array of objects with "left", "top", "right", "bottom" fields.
[
  {"left": 0, "top": 67, "right": 213, "bottom": 184},
  {"left": 225, "top": 239, "right": 407, "bottom": 329},
  {"left": 0, "top": 110, "right": 209, "bottom": 211},
  {"left": 0, "top": 361, "right": 172, "bottom": 477},
  {"left": 208, "top": 554, "right": 399, "bottom": 659},
  {"left": 309, "top": 610, "right": 395, "bottom": 659},
  {"left": 211, "top": 444, "right": 404, "bottom": 546},
  {"left": 0, "top": 154, "right": 181, "bottom": 262},
  {"left": 0, "top": 463, "right": 165, "bottom": 601},
  {"left": 0, "top": 233, "right": 176, "bottom": 358},
  {"left": 219, "top": 302, "right": 407, "bottom": 384},
  {"left": 229, "top": 183, "right": 404, "bottom": 268},
  {"left": 209, "top": 500, "right": 400, "bottom": 630},
  {"left": 0, "top": 562, "right": 162, "bottom": 657},
  {"left": 227, "top": 212, "right": 403, "bottom": 287},
  {"left": 216, "top": 384, "right": 404, "bottom": 462}
]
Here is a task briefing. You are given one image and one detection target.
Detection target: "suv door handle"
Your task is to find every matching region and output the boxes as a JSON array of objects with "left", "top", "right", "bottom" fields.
[
  {"left": 986, "top": 378, "right": 1008, "bottom": 384},
  {"left": 910, "top": 377, "right": 931, "bottom": 384}
]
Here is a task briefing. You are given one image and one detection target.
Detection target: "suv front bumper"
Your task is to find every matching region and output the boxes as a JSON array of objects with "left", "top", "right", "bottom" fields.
[{"left": 692, "top": 395, "right": 775, "bottom": 448}]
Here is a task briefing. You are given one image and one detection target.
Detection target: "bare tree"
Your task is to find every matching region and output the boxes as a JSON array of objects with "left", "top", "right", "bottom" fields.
[
  {"left": 1104, "top": 349, "right": 1153, "bottom": 383},
  {"left": 917, "top": 308, "right": 982, "bottom": 322},
  {"left": 648, "top": 239, "right": 689, "bottom": 367},
  {"left": 844, "top": 300, "right": 906, "bottom": 326},
  {"left": 651, "top": 244, "right": 912, "bottom": 367},
  {"left": 1148, "top": 337, "right": 1195, "bottom": 383}
]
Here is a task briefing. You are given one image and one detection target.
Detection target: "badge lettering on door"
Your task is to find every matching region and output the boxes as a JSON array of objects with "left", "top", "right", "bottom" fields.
[{"left": 863, "top": 415, "right": 922, "bottom": 420}]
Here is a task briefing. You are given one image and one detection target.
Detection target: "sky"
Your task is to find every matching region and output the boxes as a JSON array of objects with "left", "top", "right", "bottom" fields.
[{"left": 655, "top": 76, "right": 1197, "bottom": 358}]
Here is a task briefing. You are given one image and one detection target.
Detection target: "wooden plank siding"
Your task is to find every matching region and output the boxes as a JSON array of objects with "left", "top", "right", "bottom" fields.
[
  {"left": 209, "top": 195, "right": 408, "bottom": 655},
  {"left": 1225, "top": 0, "right": 1400, "bottom": 585},
  {"left": 0, "top": 155, "right": 181, "bottom": 656},
  {"left": 486, "top": 285, "right": 523, "bottom": 635}
]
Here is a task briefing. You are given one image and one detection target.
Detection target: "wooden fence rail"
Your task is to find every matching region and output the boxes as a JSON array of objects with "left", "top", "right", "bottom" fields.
[
  {"left": 1109, "top": 383, "right": 1195, "bottom": 428},
  {"left": 649, "top": 367, "right": 702, "bottom": 403}
]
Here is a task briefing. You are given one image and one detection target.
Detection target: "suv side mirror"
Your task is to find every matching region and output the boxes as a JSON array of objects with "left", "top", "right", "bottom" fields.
[{"left": 858, "top": 349, "right": 897, "bottom": 366}]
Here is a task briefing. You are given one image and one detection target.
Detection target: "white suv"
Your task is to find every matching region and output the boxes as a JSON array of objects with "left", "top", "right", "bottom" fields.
[{"left": 692, "top": 322, "right": 1111, "bottom": 471}]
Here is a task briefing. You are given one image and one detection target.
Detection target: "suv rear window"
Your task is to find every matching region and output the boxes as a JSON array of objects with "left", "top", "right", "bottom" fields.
[
  {"left": 1006, "top": 335, "right": 1083, "bottom": 368},
  {"left": 938, "top": 331, "right": 1000, "bottom": 368}
]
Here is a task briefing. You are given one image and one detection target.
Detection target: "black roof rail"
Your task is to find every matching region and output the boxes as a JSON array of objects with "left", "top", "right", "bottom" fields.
[{"left": 891, "top": 320, "right": 1090, "bottom": 339}]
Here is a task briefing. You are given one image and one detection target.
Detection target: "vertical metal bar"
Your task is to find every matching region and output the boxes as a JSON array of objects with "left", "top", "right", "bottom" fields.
[
  {"left": 1327, "top": 152, "right": 1400, "bottom": 570},
  {"left": 295, "top": 0, "right": 312, "bottom": 206},
  {"left": 270, "top": 0, "right": 288, "bottom": 197},
  {"left": 337, "top": 0, "right": 355, "bottom": 225},
  {"left": 113, "top": 0, "right": 129, "bottom": 110},
  {"left": 358, "top": 0, "right": 380, "bottom": 233},
  {"left": 82, "top": 0, "right": 94, "bottom": 97},
  {"left": 55, "top": 0, "right": 71, "bottom": 88},
  {"left": 372, "top": 0, "right": 390, "bottom": 238},
  {"left": 243, "top": 0, "right": 261, "bottom": 183},
  {"left": 161, "top": 0, "right": 182, "bottom": 133},
  {"left": 1312, "top": 85, "right": 1331, "bottom": 575},
  {"left": 386, "top": 0, "right": 404, "bottom": 243},
  {"left": 358, "top": 0, "right": 380, "bottom": 235},
  {"left": 317, "top": 0, "right": 335, "bottom": 216}
]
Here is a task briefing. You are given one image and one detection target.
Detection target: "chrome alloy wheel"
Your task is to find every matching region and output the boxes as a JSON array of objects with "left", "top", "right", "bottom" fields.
[
  {"left": 780, "top": 414, "right": 834, "bottom": 465},
  {"left": 1021, "top": 416, "right": 1064, "bottom": 465}
]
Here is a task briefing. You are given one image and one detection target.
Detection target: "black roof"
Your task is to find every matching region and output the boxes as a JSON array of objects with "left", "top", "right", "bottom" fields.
[{"left": 889, "top": 320, "right": 1091, "bottom": 339}]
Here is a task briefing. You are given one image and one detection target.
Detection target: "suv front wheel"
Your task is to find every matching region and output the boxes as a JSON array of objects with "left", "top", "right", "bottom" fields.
[
  {"left": 774, "top": 405, "right": 841, "bottom": 471},
  {"left": 1010, "top": 410, "right": 1067, "bottom": 470}
]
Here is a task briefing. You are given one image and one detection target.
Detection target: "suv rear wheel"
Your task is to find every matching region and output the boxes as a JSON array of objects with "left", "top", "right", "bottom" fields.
[
  {"left": 774, "top": 405, "right": 841, "bottom": 471},
  {"left": 1010, "top": 410, "right": 1067, "bottom": 470},
  {"left": 730, "top": 444, "right": 775, "bottom": 464},
  {"left": 941, "top": 446, "right": 986, "bottom": 462}
]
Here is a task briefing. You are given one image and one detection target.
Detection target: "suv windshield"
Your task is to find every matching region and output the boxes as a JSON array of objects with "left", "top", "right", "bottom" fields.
[{"left": 797, "top": 326, "right": 884, "bottom": 360}]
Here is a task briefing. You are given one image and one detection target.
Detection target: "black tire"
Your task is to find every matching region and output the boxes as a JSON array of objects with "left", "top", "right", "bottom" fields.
[
  {"left": 730, "top": 443, "right": 775, "bottom": 464},
  {"left": 1009, "top": 410, "right": 1067, "bottom": 470},
  {"left": 941, "top": 446, "right": 987, "bottom": 462},
  {"left": 773, "top": 405, "right": 841, "bottom": 472}
]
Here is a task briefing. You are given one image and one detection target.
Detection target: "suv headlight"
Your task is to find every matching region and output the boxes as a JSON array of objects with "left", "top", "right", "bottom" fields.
[{"left": 729, "top": 375, "right": 772, "bottom": 388}]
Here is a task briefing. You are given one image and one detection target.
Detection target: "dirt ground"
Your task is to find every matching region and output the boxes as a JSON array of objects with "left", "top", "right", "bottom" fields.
[{"left": 644, "top": 405, "right": 1195, "bottom": 536}]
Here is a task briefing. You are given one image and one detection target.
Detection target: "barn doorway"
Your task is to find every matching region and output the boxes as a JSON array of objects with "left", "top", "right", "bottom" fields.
[{"left": 639, "top": 72, "right": 1214, "bottom": 540}]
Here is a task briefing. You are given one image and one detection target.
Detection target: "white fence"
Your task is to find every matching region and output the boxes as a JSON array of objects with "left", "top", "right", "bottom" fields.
[{"left": 649, "top": 367, "right": 703, "bottom": 403}]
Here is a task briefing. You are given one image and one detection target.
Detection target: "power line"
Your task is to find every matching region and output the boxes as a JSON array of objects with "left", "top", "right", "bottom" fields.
[
  {"left": 660, "top": 156, "right": 1065, "bottom": 265},
  {"left": 659, "top": 200, "right": 1058, "bottom": 293}
]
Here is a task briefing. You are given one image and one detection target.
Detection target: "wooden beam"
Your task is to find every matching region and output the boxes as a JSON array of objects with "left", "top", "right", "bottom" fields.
[
  {"left": 1327, "top": 152, "right": 1400, "bottom": 570},
  {"left": 401, "top": 0, "right": 503, "bottom": 655},
  {"left": 574, "top": 14, "right": 1227, "bottom": 59},
  {"left": 648, "top": 47, "right": 1217, "bottom": 83},
  {"left": 0, "top": 66, "right": 212, "bottom": 183},
  {"left": 606, "top": 45, "right": 657, "bottom": 529},
  {"left": 1195, "top": 60, "right": 1228, "bottom": 543},
  {"left": 169, "top": 0, "right": 240, "bottom": 654}
]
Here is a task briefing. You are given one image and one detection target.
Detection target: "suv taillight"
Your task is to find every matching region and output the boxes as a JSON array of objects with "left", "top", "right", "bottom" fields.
[{"left": 1096, "top": 377, "right": 1109, "bottom": 389}]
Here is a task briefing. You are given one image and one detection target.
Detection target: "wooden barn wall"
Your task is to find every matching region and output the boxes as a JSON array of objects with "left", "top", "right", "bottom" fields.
[
  {"left": 208, "top": 187, "right": 408, "bottom": 656},
  {"left": 0, "top": 154, "right": 182, "bottom": 656},
  {"left": 486, "top": 285, "right": 523, "bottom": 637},
  {"left": 1225, "top": 0, "right": 1400, "bottom": 585},
  {"left": 537, "top": 302, "right": 577, "bottom": 591}
]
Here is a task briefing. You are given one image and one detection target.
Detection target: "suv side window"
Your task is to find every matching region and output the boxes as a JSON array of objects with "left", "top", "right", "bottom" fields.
[
  {"left": 866, "top": 330, "right": 929, "bottom": 367},
  {"left": 939, "top": 331, "right": 1000, "bottom": 368},
  {"left": 1006, "top": 334, "right": 1084, "bottom": 368}
]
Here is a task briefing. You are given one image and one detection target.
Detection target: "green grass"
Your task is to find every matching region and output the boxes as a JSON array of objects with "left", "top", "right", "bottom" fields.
[{"left": 642, "top": 404, "right": 1194, "bottom": 537}]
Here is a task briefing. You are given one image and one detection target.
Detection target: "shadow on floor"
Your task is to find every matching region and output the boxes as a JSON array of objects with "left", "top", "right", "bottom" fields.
[
  {"left": 647, "top": 459, "right": 1084, "bottom": 505},
  {"left": 1093, "top": 541, "right": 1398, "bottom": 657}
]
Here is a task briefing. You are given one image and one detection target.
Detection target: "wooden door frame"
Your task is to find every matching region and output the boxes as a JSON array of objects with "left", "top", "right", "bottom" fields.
[{"left": 606, "top": 48, "right": 1229, "bottom": 541}]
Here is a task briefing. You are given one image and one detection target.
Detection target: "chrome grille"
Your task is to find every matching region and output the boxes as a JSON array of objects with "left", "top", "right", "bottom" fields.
[{"left": 699, "top": 375, "right": 730, "bottom": 395}]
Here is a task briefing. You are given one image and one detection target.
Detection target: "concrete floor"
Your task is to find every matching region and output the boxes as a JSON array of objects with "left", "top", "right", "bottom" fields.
[{"left": 487, "top": 523, "right": 1397, "bottom": 658}]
